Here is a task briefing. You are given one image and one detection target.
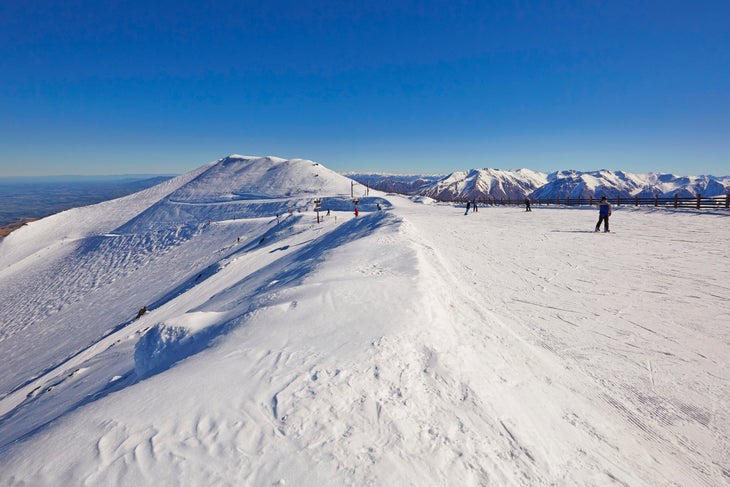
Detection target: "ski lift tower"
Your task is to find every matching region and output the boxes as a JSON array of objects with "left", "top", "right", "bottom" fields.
[
  {"left": 350, "top": 180, "right": 369, "bottom": 198},
  {"left": 314, "top": 198, "right": 322, "bottom": 223}
]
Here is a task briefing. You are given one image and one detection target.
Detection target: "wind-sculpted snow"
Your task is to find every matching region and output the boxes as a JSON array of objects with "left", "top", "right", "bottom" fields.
[
  {"left": 1, "top": 155, "right": 729, "bottom": 486},
  {"left": 135, "top": 319, "right": 226, "bottom": 379},
  {"left": 0, "top": 155, "right": 396, "bottom": 460},
  {"left": 132, "top": 210, "right": 397, "bottom": 382}
]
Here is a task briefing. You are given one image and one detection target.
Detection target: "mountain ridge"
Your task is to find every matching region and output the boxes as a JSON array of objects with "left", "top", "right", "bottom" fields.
[{"left": 349, "top": 168, "right": 730, "bottom": 201}]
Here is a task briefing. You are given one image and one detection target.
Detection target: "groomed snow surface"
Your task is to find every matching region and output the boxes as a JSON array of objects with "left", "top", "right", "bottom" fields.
[{"left": 0, "top": 156, "right": 728, "bottom": 486}]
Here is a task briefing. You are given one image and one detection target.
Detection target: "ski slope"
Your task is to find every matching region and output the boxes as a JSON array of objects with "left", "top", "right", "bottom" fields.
[{"left": 0, "top": 156, "right": 728, "bottom": 486}]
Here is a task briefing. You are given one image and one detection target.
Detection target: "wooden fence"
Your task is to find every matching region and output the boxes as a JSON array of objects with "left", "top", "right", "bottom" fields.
[{"left": 474, "top": 194, "right": 730, "bottom": 210}]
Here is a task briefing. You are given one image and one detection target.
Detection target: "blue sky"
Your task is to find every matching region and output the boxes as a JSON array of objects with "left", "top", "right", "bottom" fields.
[{"left": 1, "top": 1, "right": 728, "bottom": 176}]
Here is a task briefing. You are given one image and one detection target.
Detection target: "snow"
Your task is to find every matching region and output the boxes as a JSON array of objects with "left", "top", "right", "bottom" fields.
[
  {"left": 422, "top": 168, "right": 547, "bottom": 201},
  {"left": 533, "top": 169, "right": 730, "bottom": 201},
  {"left": 0, "top": 155, "right": 729, "bottom": 486}
]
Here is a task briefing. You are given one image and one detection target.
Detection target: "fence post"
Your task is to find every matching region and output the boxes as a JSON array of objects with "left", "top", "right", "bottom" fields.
[
  {"left": 726, "top": 194, "right": 730, "bottom": 209},
  {"left": 635, "top": 195, "right": 639, "bottom": 206},
  {"left": 589, "top": 196, "right": 593, "bottom": 206},
  {"left": 674, "top": 194, "right": 678, "bottom": 209},
  {"left": 696, "top": 193, "right": 701, "bottom": 210},
  {"left": 617, "top": 195, "right": 621, "bottom": 206},
  {"left": 654, "top": 195, "right": 658, "bottom": 207}
]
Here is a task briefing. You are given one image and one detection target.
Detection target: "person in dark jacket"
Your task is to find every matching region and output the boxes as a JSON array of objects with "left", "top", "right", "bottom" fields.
[
  {"left": 595, "top": 196, "right": 612, "bottom": 232},
  {"left": 525, "top": 198, "right": 531, "bottom": 212}
]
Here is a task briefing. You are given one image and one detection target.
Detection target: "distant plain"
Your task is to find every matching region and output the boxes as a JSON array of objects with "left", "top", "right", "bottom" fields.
[{"left": 0, "top": 176, "right": 173, "bottom": 236}]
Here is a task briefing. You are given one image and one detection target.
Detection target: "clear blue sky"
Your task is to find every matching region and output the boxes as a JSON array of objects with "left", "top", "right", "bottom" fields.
[{"left": 1, "top": 1, "right": 728, "bottom": 176}]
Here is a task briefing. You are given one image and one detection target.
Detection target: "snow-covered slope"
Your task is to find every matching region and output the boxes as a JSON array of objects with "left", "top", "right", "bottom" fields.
[
  {"left": 0, "top": 155, "right": 728, "bottom": 486},
  {"left": 0, "top": 155, "right": 362, "bottom": 408}
]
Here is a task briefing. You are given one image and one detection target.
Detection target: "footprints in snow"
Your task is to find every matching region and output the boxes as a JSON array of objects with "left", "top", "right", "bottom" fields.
[
  {"left": 262, "top": 339, "right": 539, "bottom": 482},
  {"left": 355, "top": 263, "right": 385, "bottom": 277},
  {"left": 25, "top": 367, "right": 88, "bottom": 398}
]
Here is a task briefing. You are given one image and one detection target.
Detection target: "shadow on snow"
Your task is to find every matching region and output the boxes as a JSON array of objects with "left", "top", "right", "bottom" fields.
[{"left": 0, "top": 210, "right": 398, "bottom": 452}]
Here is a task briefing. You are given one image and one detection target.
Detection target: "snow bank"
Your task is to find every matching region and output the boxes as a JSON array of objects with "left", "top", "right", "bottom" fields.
[{"left": 134, "top": 311, "right": 228, "bottom": 378}]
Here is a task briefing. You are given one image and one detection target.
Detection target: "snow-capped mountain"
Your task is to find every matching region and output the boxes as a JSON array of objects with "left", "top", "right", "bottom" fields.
[
  {"left": 420, "top": 168, "right": 547, "bottom": 201},
  {"left": 350, "top": 168, "right": 548, "bottom": 201},
  {"left": 639, "top": 172, "right": 730, "bottom": 198},
  {"left": 1, "top": 155, "right": 728, "bottom": 486},
  {"left": 351, "top": 168, "right": 730, "bottom": 202},
  {"left": 530, "top": 170, "right": 730, "bottom": 201}
]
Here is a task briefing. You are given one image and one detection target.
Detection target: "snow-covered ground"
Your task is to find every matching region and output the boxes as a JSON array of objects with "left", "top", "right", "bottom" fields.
[{"left": 0, "top": 156, "right": 728, "bottom": 486}]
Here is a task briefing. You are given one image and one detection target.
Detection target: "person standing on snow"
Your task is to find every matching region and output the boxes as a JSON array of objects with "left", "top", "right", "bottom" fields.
[
  {"left": 595, "top": 196, "right": 612, "bottom": 232},
  {"left": 465, "top": 201, "right": 471, "bottom": 215},
  {"left": 525, "top": 197, "right": 532, "bottom": 212}
]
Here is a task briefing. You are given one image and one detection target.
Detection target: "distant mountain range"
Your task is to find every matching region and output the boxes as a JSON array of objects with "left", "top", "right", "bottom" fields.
[{"left": 348, "top": 169, "right": 730, "bottom": 202}]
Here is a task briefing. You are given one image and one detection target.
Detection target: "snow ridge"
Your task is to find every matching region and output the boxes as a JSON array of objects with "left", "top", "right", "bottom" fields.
[{"left": 0, "top": 155, "right": 728, "bottom": 486}]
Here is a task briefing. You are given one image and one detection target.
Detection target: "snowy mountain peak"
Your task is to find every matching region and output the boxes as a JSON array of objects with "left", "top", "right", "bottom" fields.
[
  {"left": 173, "top": 155, "right": 352, "bottom": 202},
  {"left": 419, "top": 167, "right": 548, "bottom": 201}
]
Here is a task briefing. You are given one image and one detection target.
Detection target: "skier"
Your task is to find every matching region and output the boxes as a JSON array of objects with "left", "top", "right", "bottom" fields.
[
  {"left": 595, "top": 196, "right": 612, "bottom": 232},
  {"left": 136, "top": 306, "right": 147, "bottom": 319},
  {"left": 465, "top": 201, "right": 471, "bottom": 215},
  {"left": 472, "top": 200, "right": 478, "bottom": 212},
  {"left": 525, "top": 197, "right": 531, "bottom": 212},
  {"left": 355, "top": 206, "right": 359, "bottom": 217}
]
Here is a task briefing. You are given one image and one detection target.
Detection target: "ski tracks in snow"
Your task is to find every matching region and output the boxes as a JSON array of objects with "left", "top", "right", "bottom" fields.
[
  {"left": 391, "top": 200, "right": 730, "bottom": 486},
  {"left": 0, "top": 188, "right": 728, "bottom": 486}
]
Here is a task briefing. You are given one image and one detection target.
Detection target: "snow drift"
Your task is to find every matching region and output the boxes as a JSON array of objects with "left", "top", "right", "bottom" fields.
[{"left": 0, "top": 155, "right": 728, "bottom": 486}]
